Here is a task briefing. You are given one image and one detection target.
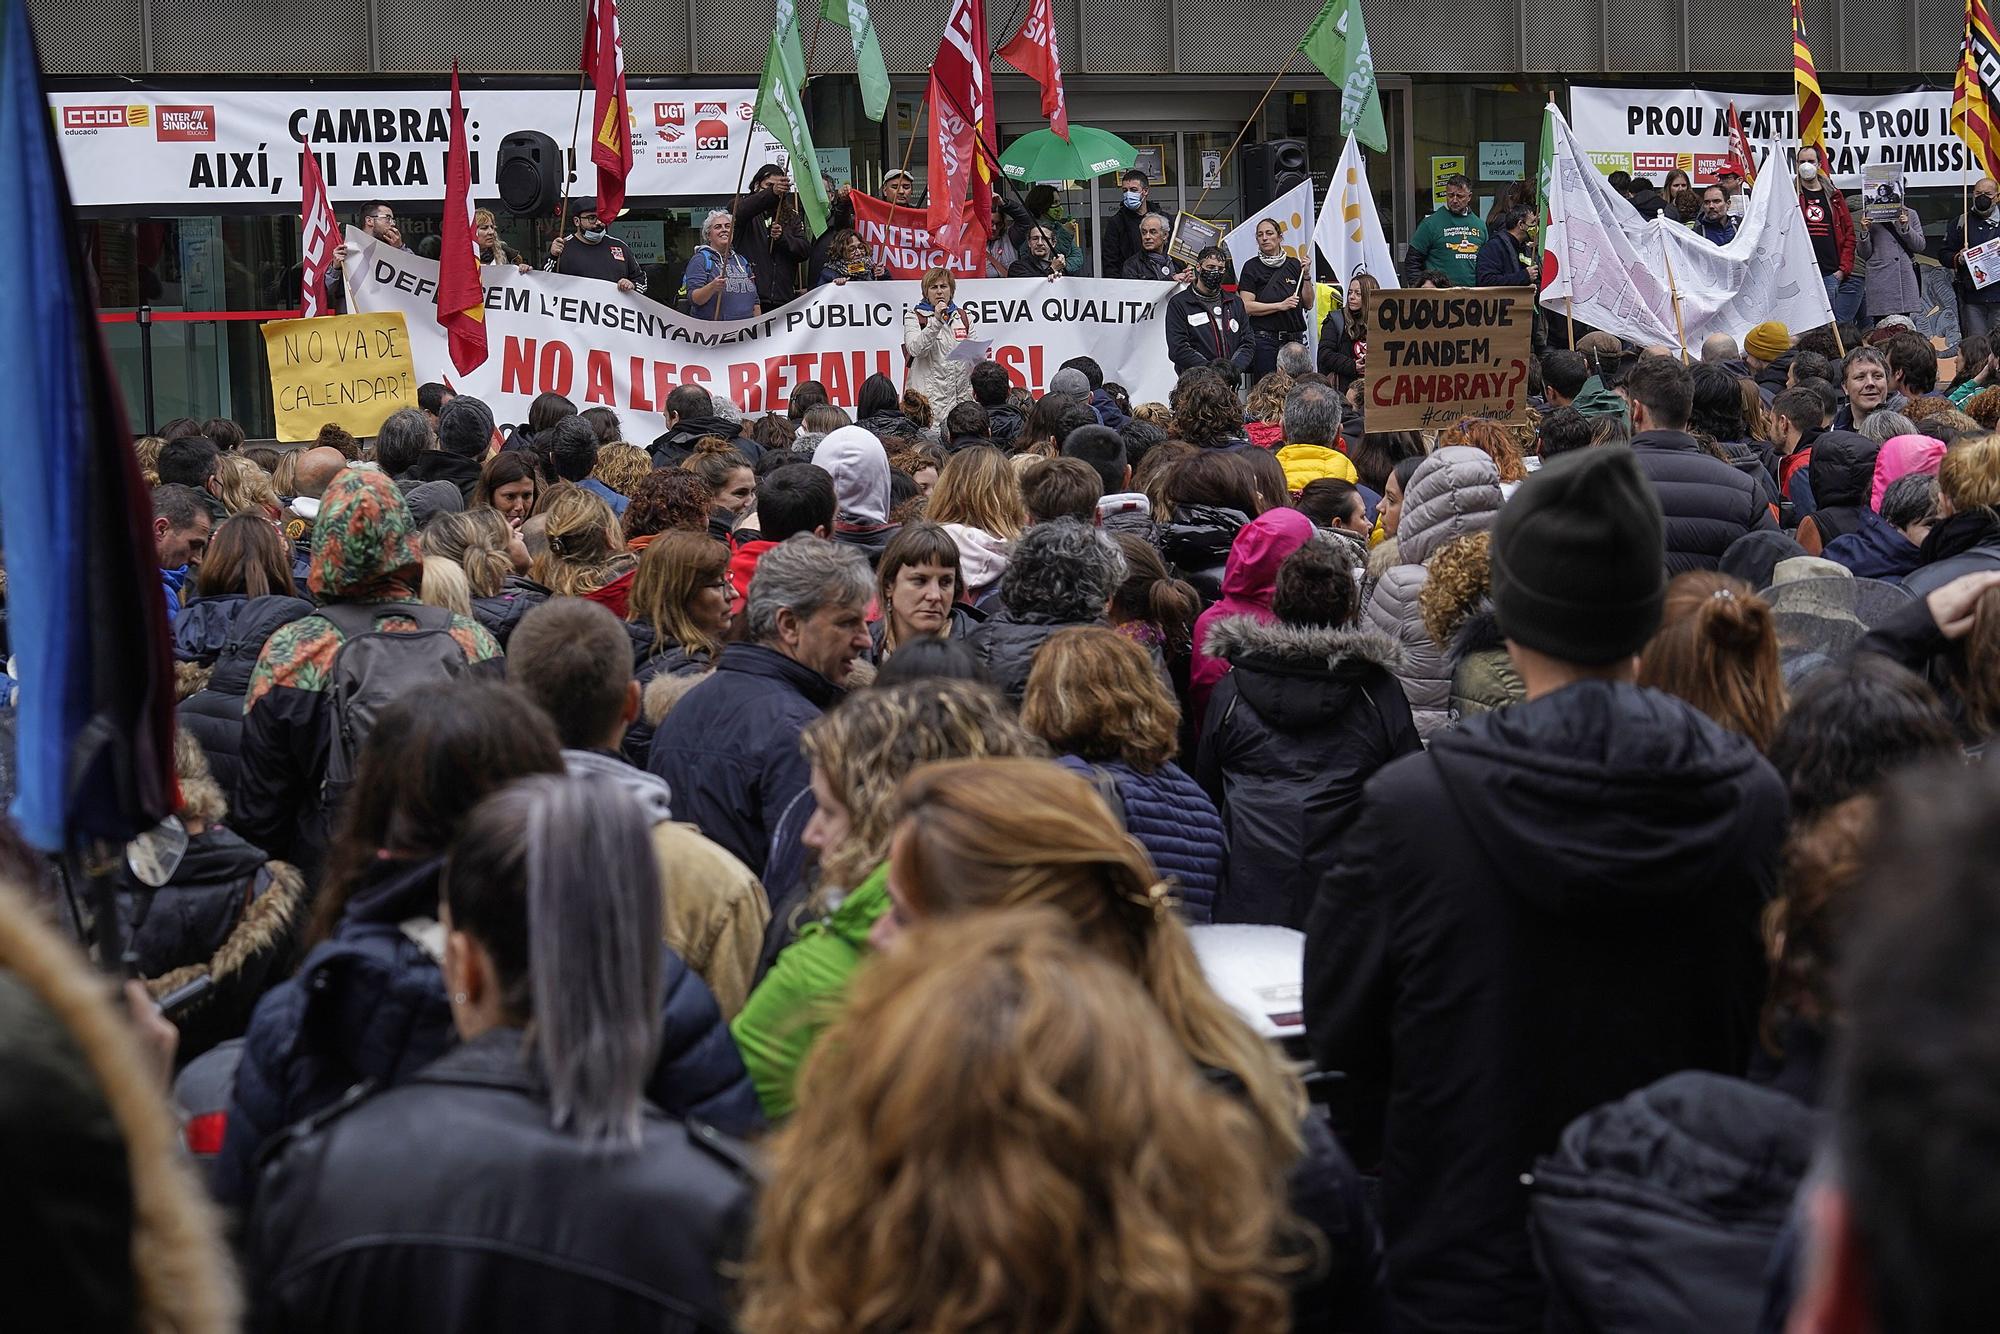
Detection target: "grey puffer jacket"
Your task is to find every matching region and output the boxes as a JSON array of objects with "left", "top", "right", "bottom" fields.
[{"left": 1362, "top": 447, "right": 1505, "bottom": 738}]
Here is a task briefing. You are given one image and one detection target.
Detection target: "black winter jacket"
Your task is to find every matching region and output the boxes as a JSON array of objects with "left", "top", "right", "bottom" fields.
[
  {"left": 1164, "top": 285, "right": 1254, "bottom": 375},
  {"left": 398, "top": 450, "right": 484, "bottom": 504},
  {"left": 469, "top": 575, "right": 552, "bottom": 649},
  {"left": 248, "top": 1028, "right": 754, "bottom": 1334},
  {"left": 1304, "top": 681, "right": 1785, "bottom": 1334},
  {"left": 1101, "top": 200, "right": 1170, "bottom": 278},
  {"left": 1531, "top": 1071, "right": 1824, "bottom": 1334},
  {"left": 965, "top": 608, "right": 1096, "bottom": 703},
  {"left": 733, "top": 186, "right": 811, "bottom": 309},
  {"left": 1629, "top": 430, "right": 1778, "bottom": 573},
  {"left": 983, "top": 403, "right": 1025, "bottom": 449},
  {"left": 1319, "top": 307, "right": 1362, "bottom": 385},
  {"left": 215, "top": 856, "right": 760, "bottom": 1207},
  {"left": 1798, "top": 429, "right": 1878, "bottom": 551},
  {"left": 621, "top": 640, "right": 712, "bottom": 765},
  {"left": 1159, "top": 503, "right": 1252, "bottom": 605},
  {"left": 1194, "top": 618, "right": 1420, "bottom": 929},
  {"left": 650, "top": 417, "right": 760, "bottom": 469},
  {"left": 1904, "top": 506, "right": 2000, "bottom": 597},
  {"left": 178, "top": 595, "right": 314, "bottom": 798},
  {"left": 1055, "top": 755, "right": 1225, "bottom": 923},
  {"left": 647, "top": 642, "right": 843, "bottom": 877}
]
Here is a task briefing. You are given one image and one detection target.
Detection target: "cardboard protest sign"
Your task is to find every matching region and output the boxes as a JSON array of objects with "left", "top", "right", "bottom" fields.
[
  {"left": 1363, "top": 287, "right": 1533, "bottom": 431},
  {"left": 261, "top": 310, "right": 415, "bottom": 442}
]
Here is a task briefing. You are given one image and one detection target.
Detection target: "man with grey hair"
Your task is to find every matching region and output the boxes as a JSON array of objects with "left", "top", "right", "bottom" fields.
[
  {"left": 1276, "top": 381, "right": 1361, "bottom": 486},
  {"left": 372, "top": 406, "right": 434, "bottom": 488},
  {"left": 966, "top": 518, "right": 1128, "bottom": 702},
  {"left": 1275, "top": 341, "right": 1315, "bottom": 378},
  {"left": 646, "top": 534, "right": 872, "bottom": 876},
  {"left": 682, "top": 210, "right": 758, "bottom": 321},
  {"left": 1699, "top": 333, "right": 1740, "bottom": 365}
]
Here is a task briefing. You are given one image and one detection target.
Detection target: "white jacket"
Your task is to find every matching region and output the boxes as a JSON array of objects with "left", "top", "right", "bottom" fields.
[{"left": 904, "top": 304, "right": 975, "bottom": 416}]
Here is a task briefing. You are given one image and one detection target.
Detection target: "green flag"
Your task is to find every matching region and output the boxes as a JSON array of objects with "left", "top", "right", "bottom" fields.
[
  {"left": 1301, "top": 0, "right": 1385, "bottom": 153},
  {"left": 821, "top": 0, "right": 889, "bottom": 122},
  {"left": 755, "top": 0, "right": 830, "bottom": 235}
]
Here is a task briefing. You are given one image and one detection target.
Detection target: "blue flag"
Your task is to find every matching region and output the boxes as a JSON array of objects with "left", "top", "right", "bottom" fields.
[{"left": 0, "top": 0, "right": 172, "bottom": 851}]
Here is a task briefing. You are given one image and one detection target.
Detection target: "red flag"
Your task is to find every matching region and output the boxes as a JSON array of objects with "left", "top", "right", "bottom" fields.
[
  {"left": 998, "top": 0, "right": 1068, "bottom": 141},
  {"left": 584, "top": 0, "right": 632, "bottom": 221},
  {"left": 436, "top": 64, "right": 487, "bottom": 374},
  {"left": 848, "top": 190, "right": 991, "bottom": 278},
  {"left": 1725, "top": 101, "right": 1758, "bottom": 188},
  {"left": 298, "top": 134, "right": 338, "bottom": 316},
  {"left": 927, "top": 0, "right": 994, "bottom": 245}
]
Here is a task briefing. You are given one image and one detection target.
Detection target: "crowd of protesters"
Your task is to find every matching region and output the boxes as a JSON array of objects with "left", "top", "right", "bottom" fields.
[{"left": 24, "top": 157, "right": 2000, "bottom": 1334}]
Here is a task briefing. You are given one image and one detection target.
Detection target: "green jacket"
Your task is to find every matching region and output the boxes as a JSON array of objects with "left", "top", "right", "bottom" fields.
[
  {"left": 729, "top": 865, "right": 889, "bottom": 1121},
  {"left": 1406, "top": 206, "right": 1486, "bottom": 286},
  {"left": 1568, "top": 375, "right": 1631, "bottom": 423}
]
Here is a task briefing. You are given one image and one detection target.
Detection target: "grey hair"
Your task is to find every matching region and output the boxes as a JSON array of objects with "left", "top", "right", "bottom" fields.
[
  {"left": 711, "top": 396, "right": 744, "bottom": 425},
  {"left": 999, "top": 518, "right": 1128, "bottom": 621},
  {"left": 790, "top": 430, "right": 827, "bottom": 459},
  {"left": 1275, "top": 342, "right": 1314, "bottom": 377},
  {"left": 1699, "top": 333, "right": 1739, "bottom": 363},
  {"left": 1861, "top": 410, "right": 1918, "bottom": 445},
  {"left": 1282, "top": 382, "right": 1343, "bottom": 447},
  {"left": 745, "top": 534, "right": 874, "bottom": 642},
  {"left": 703, "top": 209, "right": 732, "bottom": 236},
  {"left": 447, "top": 773, "right": 662, "bottom": 1146},
  {"left": 372, "top": 406, "right": 434, "bottom": 476},
  {"left": 1882, "top": 471, "right": 1942, "bottom": 530}
]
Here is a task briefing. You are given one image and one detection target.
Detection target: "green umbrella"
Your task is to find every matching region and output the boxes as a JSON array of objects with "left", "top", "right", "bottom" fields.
[{"left": 999, "top": 126, "right": 1138, "bottom": 183}]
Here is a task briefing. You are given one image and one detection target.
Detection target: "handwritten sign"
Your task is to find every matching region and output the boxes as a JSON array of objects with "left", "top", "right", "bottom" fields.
[
  {"left": 262, "top": 310, "right": 416, "bottom": 442},
  {"left": 1363, "top": 287, "right": 1534, "bottom": 431}
]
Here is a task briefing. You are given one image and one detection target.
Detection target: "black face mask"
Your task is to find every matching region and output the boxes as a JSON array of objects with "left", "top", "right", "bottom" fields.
[
  {"left": 1978, "top": 197, "right": 1996, "bottom": 216},
  {"left": 1198, "top": 268, "right": 1225, "bottom": 288}
]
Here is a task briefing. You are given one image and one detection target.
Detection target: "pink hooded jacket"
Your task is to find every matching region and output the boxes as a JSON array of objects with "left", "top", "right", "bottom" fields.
[
  {"left": 1188, "top": 507, "right": 1318, "bottom": 728},
  {"left": 1870, "top": 433, "right": 1945, "bottom": 511}
]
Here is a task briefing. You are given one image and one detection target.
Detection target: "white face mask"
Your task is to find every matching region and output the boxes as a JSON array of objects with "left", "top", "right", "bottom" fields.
[{"left": 1798, "top": 161, "right": 1820, "bottom": 182}]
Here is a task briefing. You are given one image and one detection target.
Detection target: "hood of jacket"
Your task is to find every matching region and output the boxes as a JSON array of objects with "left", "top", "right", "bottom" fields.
[
  {"left": 943, "top": 523, "right": 1014, "bottom": 589},
  {"left": 857, "top": 410, "right": 920, "bottom": 442},
  {"left": 1871, "top": 433, "right": 1945, "bottom": 510},
  {"left": 401, "top": 451, "right": 483, "bottom": 489},
  {"left": 1215, "top": 508, "right": 1318, "bottom": 614},
  {"left": 202, "top": 594, "right": 316, "bottom": 697},
  {"left": 1806, "top": 429, "right": 1879, "bottom": 510},
  {"left": 563, "top": 748, "right": 673, "bottom": 823},
  {"left": 1398, "top": 446, "right": 1504, "bottom": 565},
  {"left": 813, "top": 425, "right": 893, "bottom": 525},
  {"left": 1204, "top": 615, "right": 1402, "bottom": 728},
  {"left": 1160, "top": 504, "right": 1251, "bottom": 573},
  {"left": 308, "top": 465, "right": 424, "bottom": 601},
  {"left": 1428, "top": 680, "right": 1783, "bottom": 913},
  {"left": 1755, "top": 350, "right": 1795, "bottom": 391},
  {"left": 172, "top": 592, "right": 248, "bottom": 665},
  {"left": 580, "top": 566, "right": 636, "bottom": 620},
  {"left": 343, "top": 854, "right": 447, "bottom": 927},
  {"left": 1824, "top": 506, "right": 1921, "bottom": 580},
  {"left": 1569, "top": 376, "right": 1630, "bottom": 422}
]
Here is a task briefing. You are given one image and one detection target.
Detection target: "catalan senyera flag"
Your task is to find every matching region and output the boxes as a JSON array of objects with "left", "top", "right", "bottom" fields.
[
  {"left": 1955, "top": 0, "right": 2000, "bottom": 181},
  {"left": 584, "top": 0, "right": 632, "bottom": 222},
  {"left": 437, "top": 64, "right": 487, "bottom": 375},
  {"left": 1792, "top": 0, "right": 1825, "bottom": 152}
]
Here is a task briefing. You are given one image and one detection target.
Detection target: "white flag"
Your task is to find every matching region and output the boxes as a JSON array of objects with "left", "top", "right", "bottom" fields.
[
  {"left": 1313, "top": 134, "right": 1399, "bottom": 298},
  {"left": 1544, "top": 107, "right": 1833, "bottom": 349},
  {"left": 1225, "top": 177, "right": 1319, "bottom": 358}
]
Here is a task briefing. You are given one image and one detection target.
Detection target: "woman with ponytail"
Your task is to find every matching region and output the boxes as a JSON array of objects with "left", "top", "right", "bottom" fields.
[
  {"left": 1638, "top": 572, "right": 1788, "bottom": 751},
  {"left": 868, "top": 758, "right": 1388, "bottom": 1328},
  {"left": 247, "top": 774, "right": 756, "bottom": 1333},
  {"left": 681, "top": 436, "right": 757, "bottom": 539}
]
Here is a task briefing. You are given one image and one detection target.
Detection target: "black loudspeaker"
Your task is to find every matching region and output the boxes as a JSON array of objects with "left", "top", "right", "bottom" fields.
[
  {"left": 1241, "top": 138, "right": 1311, "bottom": 213},
  {"left": 496, "top": 131, "right": 565, "bottom": 216}
]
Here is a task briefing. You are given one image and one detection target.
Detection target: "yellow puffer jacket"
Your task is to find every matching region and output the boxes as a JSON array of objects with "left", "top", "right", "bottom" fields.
[{"left": 1275, "top": 442, "right": 1360, "bottom": 497}]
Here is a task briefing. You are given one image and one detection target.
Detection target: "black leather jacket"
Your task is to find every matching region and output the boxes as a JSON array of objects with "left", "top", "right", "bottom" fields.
[{"left": 248, "top": 1028, "right": 756, "bottom": 1334}]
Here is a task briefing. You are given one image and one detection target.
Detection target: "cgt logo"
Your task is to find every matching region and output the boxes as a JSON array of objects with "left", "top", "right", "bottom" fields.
[
  {"left": 695, "top": 118, "right": 729, "bottom": 153},
  {"left": 62, "top": 104, "right": 147, "bottom": 130},
  {"left": 155, "top": 105, "right": 216, "bottom": 142}
]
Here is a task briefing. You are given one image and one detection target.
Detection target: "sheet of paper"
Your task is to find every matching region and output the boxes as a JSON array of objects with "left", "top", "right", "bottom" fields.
[{"left": 948, "top": 336, "right": 994, "bottom": 363}]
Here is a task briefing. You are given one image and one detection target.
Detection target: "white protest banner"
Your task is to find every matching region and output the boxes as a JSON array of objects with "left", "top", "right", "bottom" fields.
[
  {"left": 338, "top": 228, "right": 1178, "bottom": 440},
  {"left": 1570, "top": 84, "right": 1976, "bottom": 190},
  {"left": 46, "top": 84, "right": 784, "bottom": 208},
  {"left": 1315, "top": 133, "right": 1400, "bottom": 294},
  {"left": 1545, "top": 110, "right": 1834, "bottom": 348}
]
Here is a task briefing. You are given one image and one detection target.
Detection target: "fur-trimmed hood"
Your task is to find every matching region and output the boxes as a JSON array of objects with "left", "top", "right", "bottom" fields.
[
  {"left": 1204, "top": 615, "right": 1405, "bottom": 732},
  {"left": 1203, "top": 615, "right": 1404, "bottom": 673},
  {"left": 1447, "top": 599, "right": 1507, "bottom": 665},
  {"left": 642, "top": 665, "right": 714, "bottom": 726}
]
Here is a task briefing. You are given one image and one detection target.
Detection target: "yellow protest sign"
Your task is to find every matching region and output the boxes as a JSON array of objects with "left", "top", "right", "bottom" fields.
[{"left": 262, "top": 311, "right": 415, "bottom": 443}]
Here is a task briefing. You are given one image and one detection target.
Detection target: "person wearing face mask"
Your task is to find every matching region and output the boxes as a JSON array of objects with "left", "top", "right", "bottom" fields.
[
  {"left": 1102, "top": 168, "right": 1170, "bottom": 278},
  {"left": 1690, "top": 186, "right": 1738, "bottom": 246},
  {"left": 1945, "top": 177, "right": 2000, "bottom": 340},
  {"left": 544, "top": 197, "right": 647, "bottom": 293},
  {"left": 1405, "top": 173, "right": 1486, "bottom": 286},
  {"left": 1794, "top": 146, "right": 1860, "bottom": 325},
  {"left": 1007, "top": 184, "right": 1085, "bottom": 275},
  {"left": 1165, "top": 246, "right": 1254, "bottom": 375},
  {"left": 1239, "top": 217, "right": 1312, "bottom": 378}
]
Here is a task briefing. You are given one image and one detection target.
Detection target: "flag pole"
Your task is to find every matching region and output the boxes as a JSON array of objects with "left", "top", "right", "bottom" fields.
[
  {"left": 1193, "top": 47, "right": 1300, "bottom": 217},
  {"left": 1660, "top": 231, "right": 1689, "bottom": 363},
  {"left": 559, "top": 3, "right": 590, "bottom": 241}
]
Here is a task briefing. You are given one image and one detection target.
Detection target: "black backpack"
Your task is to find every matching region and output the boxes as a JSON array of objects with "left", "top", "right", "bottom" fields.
[{"left": 316, "top": 603, "right": 473, "bottom": 811}]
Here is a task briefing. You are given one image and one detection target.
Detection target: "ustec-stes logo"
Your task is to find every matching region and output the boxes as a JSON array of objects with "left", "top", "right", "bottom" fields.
[{"left": 154, "top": 105, "right": 216, "bottom": 142}]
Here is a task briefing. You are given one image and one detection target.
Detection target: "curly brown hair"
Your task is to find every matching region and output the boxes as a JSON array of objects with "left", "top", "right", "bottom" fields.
[
  {"left": 739, "top": 910, "right": 1303, "bottom": 1334},
  {"left": 1761, "top": 795, "right": 1876, "bottom": 1057},
  {"left": 1171, "top": 370, "right": 1246, "bottom": 448},
  {"left": 1417, "top": 531, "right": 1493, "bottom": 648},
  {"left": 1437, "top": 418, "right": 1527, "bottom": 483},
  {"left": 1021, "top": 626, "right": 1180, "bottom": 771},
  {"left": 590, "top": 442, "right": 652, "bottom": 495},
  {"left": 1243, "top": 371, "right": 1293, "bottom": 425},
  {"left": 621, "top": 469, "right": 714, "bottom": 542},
  {"left": 1965, "top": 386, "right": 2000, "bottom": 431}
]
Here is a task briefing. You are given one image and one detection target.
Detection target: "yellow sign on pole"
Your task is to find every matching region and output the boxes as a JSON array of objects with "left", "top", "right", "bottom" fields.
[
  {"left": 1430, "top": 155, "right": 1467, "bottom": 207},
  {"left": 261, "top": 311, "right": 416, "bottom": 443}
]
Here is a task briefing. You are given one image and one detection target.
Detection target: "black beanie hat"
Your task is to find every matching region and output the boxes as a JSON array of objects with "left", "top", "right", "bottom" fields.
[{"left": 1491, "top": 444, "right": 1666, "bottom": 664}]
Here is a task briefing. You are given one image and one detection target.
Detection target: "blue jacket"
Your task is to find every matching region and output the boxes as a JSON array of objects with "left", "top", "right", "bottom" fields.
[
  {"left": 578, "top": 476, "right": 630, "bottom": 517},
  {"left": 647, "top": 642, "right": 843, "bottom": 878},
  {"left": 1474, "top": 230, "right": 1532, "bottom": 288},
  {"left": 1691, "top": 216, "right": 1739, "bottom": 246},
  {"left": 160, "top": 564, "right": 191, "bottom": 626},
  {"left": 1823, "top": 506, "right": 1922, "bottom": 582},
  {"left": 215, "top": 856, "right": 760, "bottom": 1206},
  {"left": 1056, "top": 755, "right": 1225, "bottom": 923},
  {"left": 1088, "top": 388, "right": 1131, "bottom": 431}
]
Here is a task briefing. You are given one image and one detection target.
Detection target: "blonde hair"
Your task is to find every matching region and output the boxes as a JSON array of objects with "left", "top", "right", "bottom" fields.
[
  {"left": 174, "top": 726, "right": 227, "bottom": 824},
  {"left": 739, "top": 910, "right": 1300, "bottom": 1334},
  {"left": 890, "top": 758, "right": 1306, "bottom": 1158},
  {"left": 1244, "top": 372, "right": 1294, "bottom": 425},
  {"left": 419, "top": 555, "right": 472, "bottom": 617},
  {"left": 133, "top": 435, "right": 164, "bottom": 487},
  {"left": 214, "top": 453, "right": 279, "bottom": 517},
  {"left": 798, "top": 680, "right": 1041, "bottom": 896},
  {"left": 919, "top": 265, "right": 956, "bottom": 303},
  {"left": 1941, "top": 432, "right": 2000, "bottom": 510},
  {"left": 421, "top": 508, "right": 514, "bottom": 599},
  {"left": 927, "top": 444, "right": 1027, "bottom": 539},
  {"left": 1021, "top": 626, "right": 1179, "bottom": 772},
  {"left": 591, "top": 442, "right": 652, "bottom": 495},
  {"left": 530, "top": 488, "right": 633, "bottom": 597},
  {"left": 1638, "top": 572, "right": 1787, "bottom": 751}
]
